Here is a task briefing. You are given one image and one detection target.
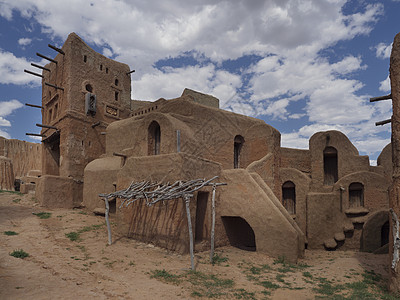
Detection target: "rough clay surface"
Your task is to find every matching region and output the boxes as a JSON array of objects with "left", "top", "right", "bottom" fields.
[{"left": 0, "top": 192, "right": 392, "bottom": 300}]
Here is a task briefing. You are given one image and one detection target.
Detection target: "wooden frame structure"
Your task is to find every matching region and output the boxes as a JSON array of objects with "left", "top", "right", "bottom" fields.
[{"left": 99, "top": 176, "right": 226, "bottom": 270}]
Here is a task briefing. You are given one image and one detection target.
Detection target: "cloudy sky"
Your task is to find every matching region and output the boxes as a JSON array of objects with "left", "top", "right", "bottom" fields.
[{"left": 0, "top": 0, "right": 399, "bottom": 163}]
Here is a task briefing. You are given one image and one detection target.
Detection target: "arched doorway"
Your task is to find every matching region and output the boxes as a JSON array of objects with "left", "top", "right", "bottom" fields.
[{"left": 221, "top": 216, "right": 256, "bottom": 251}]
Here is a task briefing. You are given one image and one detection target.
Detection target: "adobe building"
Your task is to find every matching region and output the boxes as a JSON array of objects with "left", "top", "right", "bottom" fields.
[{"left": 23, "top": 32, "right": 393, "bottom": 263}]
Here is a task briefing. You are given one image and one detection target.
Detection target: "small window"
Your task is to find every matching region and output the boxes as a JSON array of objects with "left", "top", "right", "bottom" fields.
[
  {"left": 100, "top": 64, "right": 103, "bottom": 71},
  {"left": 115, "top": 78, "right": 119, "bottom": 86},
  {"left": 48, "top": 109, "right": 53, "bottom": 123},
  {"left": 83, "top": 55, "right": 87, "bottom": 62},
  {"left": 115, "top": 91, "right": 119, "bottom": 101},
  {"left": 54, "top": 103, "right": 58, "bottom": 119},
  {"left": 349, "top": 182, "right": 364, "bottom": 208},
  {"left": 282, "top": 181, "right": 296, "bottom": 214},
  {"left": 106, "top": 67, "right": 109, "bottom": 74}
]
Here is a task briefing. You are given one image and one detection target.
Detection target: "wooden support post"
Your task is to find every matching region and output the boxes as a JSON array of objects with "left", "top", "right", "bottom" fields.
[
  {"left": 31, "top": 63, "right": 50, "bottom": 72},
  {"left": 25, "top": 103, "right": 44, "bottom": 109},
  {"left": 36, "top": 123, "right": 58, "bottom": 130},
  {"left": 104, "top": 198, "right": 112, "bottom": 245},
  {"left": 48, "top": 44, "right": 65, "bottom": 55},
  {"left": 185, "top": 196, "right": 195, "bottom": 270},
  {"left": 36, "top": 52, "right": 57, "bottom": 64},
  {"left": 24, "top": 69, "right": 44, "bottom": 78},
  {"left": 210, "top": 184, "right": 216, "bottom": 263},
  {"left": 45, "top": 82, "right": 64, "bottom": 91}
]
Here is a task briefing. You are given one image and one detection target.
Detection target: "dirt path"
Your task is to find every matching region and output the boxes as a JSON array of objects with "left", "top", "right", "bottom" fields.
[{"left": 0, "top": 192, "right": 395, "bottom": 299}]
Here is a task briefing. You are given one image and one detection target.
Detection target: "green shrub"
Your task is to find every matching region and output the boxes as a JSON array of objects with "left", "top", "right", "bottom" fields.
[{"left": 10, "top": 249, "right": 29, "bottom": 259}]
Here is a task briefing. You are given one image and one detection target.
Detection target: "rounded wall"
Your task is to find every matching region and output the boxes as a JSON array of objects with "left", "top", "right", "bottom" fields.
[
  {"left": 309, "top": 130, "right": 369, "bottom": 191},
  {"left": 361, "top": 210, "right": 389, "bottom": 252}
]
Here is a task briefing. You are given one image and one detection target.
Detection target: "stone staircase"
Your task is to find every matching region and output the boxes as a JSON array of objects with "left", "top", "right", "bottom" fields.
[{"left": 324, "top": 207, "right": 369, "bottom": 250}]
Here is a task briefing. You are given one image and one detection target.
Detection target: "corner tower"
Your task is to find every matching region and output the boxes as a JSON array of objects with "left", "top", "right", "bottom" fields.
[{"left": 37, "top": 33, "right": 132, "bottom": 207}]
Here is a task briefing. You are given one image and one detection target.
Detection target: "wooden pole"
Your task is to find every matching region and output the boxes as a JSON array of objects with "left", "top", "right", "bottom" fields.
[
  {"left": 370, "top": 94, "right": 392, "bottom": 102},
  {"left": 210, "top": 184, "right": 216, "bottom": 263},
  {"left": 44, "top": 82, "right": 64, "bottom": 91},
  {"left": 105, "top": 198, "right": 112, "bottom": 245},
  {"left": 31, "top": 63, "right": 50, "bottom": 72},
  {"left": 24, "top": 69, "right": 44, "bottom": 78},
  {"left": 177, "top": 130, "right": 181, "bottom": 153},
  {"left": 185, "top": 196, "right": 195, "bottom": 270},
  {"left": 48, "top": 44, "right": 65, "bottom": 55},
  {"left": 36, "top": 123, "right": 58, "bottom": 130},
  {"left": 376, "top": 118, "right": 392, "bottom": 126},
  {"left": 25, "top": 103, "right": 44, "bottom": 109},
  {"left": 36, "top": 52, "right": 57, "bottom": 64}
]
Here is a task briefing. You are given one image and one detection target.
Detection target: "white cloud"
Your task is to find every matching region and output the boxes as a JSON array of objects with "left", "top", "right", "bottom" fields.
[
  {"left": 375, "top": 42, "right": 392, "bottom": 59},
  {"left": 18, "top": 38, "right": 32, "bottom": 46},
  {"left": 379, "top": 74, "right": 391, "bottom": 92},
  {"left": 0, "top": 49, "right": 41, "bottom": 85},
  {"left": 0, "top": 0, "right": 389, "bottom": 158},
  {"left": 0, "top": 99, "right": 23, "bottom": 117},
  {"left": 0, "top": 129, "right": 11, "bottom": 139},
  {"left": 0, "top": 117, "right": 11, "bottom": 127}
]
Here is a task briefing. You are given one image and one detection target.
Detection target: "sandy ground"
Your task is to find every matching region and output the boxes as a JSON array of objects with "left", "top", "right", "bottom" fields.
[{"left": 0, "top": 192, "right": 393, "bottom": 300}]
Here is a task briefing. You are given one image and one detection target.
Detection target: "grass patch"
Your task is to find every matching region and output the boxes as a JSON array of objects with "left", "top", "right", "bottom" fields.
[
  {"left": 65, "top": 224, "right": 104, "bottom": 242},
  {"left": 186, "top": 270, "right": 234, "bottom": 298},
  {"left": 12, "top": 198, "right": 21, "bottom": 203},
  {"left": 259, "top": 280, "right": 280, "bottom": 290},
  {"left": 233, "top": 288, "right": 256, "bottom": 299},
  {"left": 9, "top": 249, "right": 29, "bottom": 259},
  {"left": 211, "top": 253, "right": 229, "bottom": 265},
  {"left": 4, "top": 231, "right": 18, "bottom": 236},
  {"left": 150, "top": 269, "right": 181, "bottom": 284},
  {"left": 32, "top": 212, "right": 51, "bottom": 219},
  {"left": 65, "top": 231, "right": 80, "bottom": 241},
  {"left": 0, "top": 190, "right": 22, "bottom": 195}
]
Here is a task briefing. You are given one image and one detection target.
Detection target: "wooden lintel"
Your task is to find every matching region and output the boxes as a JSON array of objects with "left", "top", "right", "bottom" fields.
[
  {"left": 26, "top": 133, "right": 46, "bottom": 137},
  {"left": 113, "top": 152, "right": 127, "bottom": 158}
]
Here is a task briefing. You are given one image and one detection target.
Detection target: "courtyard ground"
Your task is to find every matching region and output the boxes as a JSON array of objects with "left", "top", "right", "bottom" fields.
[{"left": 0, "top": 191, "right": 397, "bottom": 299}]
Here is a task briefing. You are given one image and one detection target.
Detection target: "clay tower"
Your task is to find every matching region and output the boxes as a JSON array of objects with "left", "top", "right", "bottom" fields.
[{"left": 37, "top": 33, "right": 132, "bottom": 207}]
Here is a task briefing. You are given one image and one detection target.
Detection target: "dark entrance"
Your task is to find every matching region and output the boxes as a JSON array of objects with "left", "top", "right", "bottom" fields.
[
  {"left": 234, "top": 135, "right": 244, "bottom": 169},
  {"left": 381, "top": 221, "right": 389, "bottom": 246},
  {"left": 43, "top": 131, "right": 60, "bottom": 176},
  {"left": 221, "top": 216, "right": 256, "bottom": 251},
  {"left": 195, "top": 192, "right": 209, "bottom": 242},
  {"left": 323, "top": 146, "right": 338, "bottom": 185},
  {"left": 148, "top": 121, "right": 161, "bottom": 155}
]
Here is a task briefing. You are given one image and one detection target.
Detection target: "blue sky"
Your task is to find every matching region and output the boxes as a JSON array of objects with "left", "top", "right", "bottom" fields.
[{"left": 0, "top": 0, "right": 399, "bottom": 164}]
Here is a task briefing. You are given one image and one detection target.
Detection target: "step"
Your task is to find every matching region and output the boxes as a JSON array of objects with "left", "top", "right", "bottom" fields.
[
  {"left": 344, "top": 207, "right": 369, "bottom": 217},
  {"left": 334, "top": 232, "right": 345, "bottom": 242},
  {"left": 351, "top": 215, "right": 368, "bottom": 225},
  {"left": 343, "top": 222, "right": 354, "bottom": 233},
  {"left": 324, "top": 238, "right": 337, "bottom": 250}
]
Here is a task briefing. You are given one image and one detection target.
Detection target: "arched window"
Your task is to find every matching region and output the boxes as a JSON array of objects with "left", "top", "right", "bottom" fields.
[
  {"left": 282, "top": 181, "right": 296, "bottom": 214},
  {"left": 349, "top": 182, "right": 364, "bottom": 208},
  {"left": 234, "top": 135, "right": 244, "bottom": 169},
  {"left": 323, "top": 146, "right": 338, "bottom": 185},
  {"left": 148, "top": 121, "right": 161, "bottom": 155}
]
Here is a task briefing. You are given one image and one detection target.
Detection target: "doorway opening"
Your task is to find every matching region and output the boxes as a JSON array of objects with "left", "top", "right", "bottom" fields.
[
  {"left": 195, "top": 192, "right": 209, "bottom": 242},
  {"left": 221, "top": 216, "right": 256, "bottom": 251},
  {"left": 323, "top": 146, "right": 338, "bottom": 185}
]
